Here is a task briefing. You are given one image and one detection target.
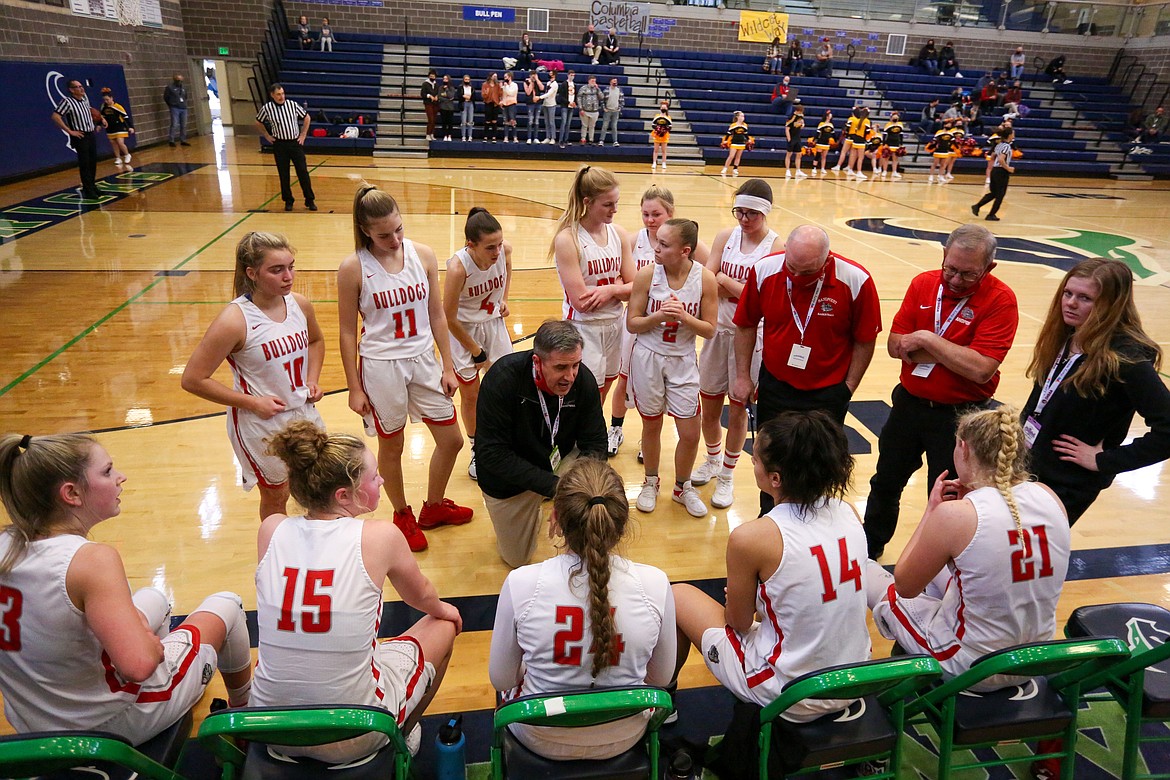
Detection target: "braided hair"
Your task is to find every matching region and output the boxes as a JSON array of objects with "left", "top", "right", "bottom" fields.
[{"left": 956, "top": 405, "right": 1031, "bottom": 543}]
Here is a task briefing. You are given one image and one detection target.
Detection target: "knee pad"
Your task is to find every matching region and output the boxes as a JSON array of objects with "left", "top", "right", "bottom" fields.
[
  {"left": 864, "top": 559, "right": 895, "bottom": 611},
  {"left": 193, "top": 591, "right": 252, "bottom": 674},
  {"left": 132, "top": 587, "right": 172, "bottom": 638}
]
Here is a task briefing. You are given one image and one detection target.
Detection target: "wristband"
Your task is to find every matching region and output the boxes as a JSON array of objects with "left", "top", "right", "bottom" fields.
[{"left": 472, "top": 350, "right": 488, "bottom": 364}]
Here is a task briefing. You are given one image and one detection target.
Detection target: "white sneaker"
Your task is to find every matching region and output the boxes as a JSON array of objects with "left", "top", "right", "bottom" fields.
[
  {"left": 945, "top": 172, "right": 954, "bottom": 181},
  {"left": 691, "top": 457, "right": 721, "bottom": 486},
  {"left": 405, "top": 723, "right": 422, "bottom": 757},
  {"left": 985, "top": 177, "right": 991, "bottom": 186},
  {"left": 468, "top": 453, "right": 477, "bottom": 481},
  {"left": 712, "top": 475, "right": 735, "bottom": 509},
  {"left": 732, "top": 168, "right": 739, "bottom": 177},
  {"left": 651, "top": 162, "right": 657, "bottom": 170},
  {"left": 928, "top": 175, "right": 936, "bottom": 183},
  {"left": 720, "top": 167, "right": 727, "bottom": 176},
  {"left": 122, "top": 154, "right": 131, "bottom": 164},
  {"left": 795, "top": 170, "right": 808, "bottom": 178},
  {"left": 891, "top": 171, "right": 902, "bottom": 179},
  {"left": 831, "top": 165, "right": 842, "bottom": 172},
  {"left": 607, "top": 426, "right": 624, "bottom": 457},
  {"left": 819, "top": 168, "right": 827, "bottom": 176},
  {"left": 526, "top": 139, "right": 532, "bottom": 144},
  {"left": 845, "top": 168, "right": 855, "bottom": 178},
  {"left": 673, "top": 482, "right": 708, "bottom": 517},
  {"left": 636, "top": 477, "right": 659, "bottom": 512},
  {"left": 856, "top": 171, "right": 867, "bottom": 180},
  {"left": 113, "top": 158, "right": 124, "bottom": 169},
  {"left": 785, "top": 170, "right": 793, "bottom": 178},
  {"left": 660, "top": 163, "right": 666, "bottom": 170}
]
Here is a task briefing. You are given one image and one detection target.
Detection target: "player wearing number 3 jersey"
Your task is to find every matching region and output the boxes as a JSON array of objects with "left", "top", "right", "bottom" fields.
[
  {"left": 866, "top": 406, "right": 1070, "bottom": 689},
  {"left": 489, "top": 459, "right": 675, "bottom": 760},
  {"left": 672, "top": 412, "right": 870, "bottom": 720},
  {"left": 182, "top": 231, "right": 326, "bottom": 521},
  {"left": 339, "top": 185, "right": 474, "bottom": 553}
]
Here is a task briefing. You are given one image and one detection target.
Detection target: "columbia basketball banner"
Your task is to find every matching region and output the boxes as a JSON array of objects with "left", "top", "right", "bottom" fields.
[{"left": 738, "top": 10, "right": 789, "bottom": 42}]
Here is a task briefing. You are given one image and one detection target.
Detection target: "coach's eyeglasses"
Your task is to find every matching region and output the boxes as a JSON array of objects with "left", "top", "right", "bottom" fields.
[
  {"left": 941, "top": 263, "right": 984, "bottom": 283},
  {"left": 731, "top": 208, "right": 763, "bottom": 220}
]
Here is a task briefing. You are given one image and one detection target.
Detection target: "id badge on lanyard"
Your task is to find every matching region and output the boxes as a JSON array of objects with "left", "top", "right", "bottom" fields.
[
  {"left": 786, "top": 273, "right": 825, "bottom": 370},
  {"left": 1026, "top": 342, "right": 1081, "bottom": 448},
  {"left": 914, "top": 285, "right": 970, "bottom": 378}
]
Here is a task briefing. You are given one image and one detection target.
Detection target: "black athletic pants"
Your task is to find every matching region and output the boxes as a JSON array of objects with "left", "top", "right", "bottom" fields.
[
  {"left": 71, "top": 131, "right": 98, "bottom": 197},
  {"left": 272, "top": 139, "right": 316, "bottom": 206},
  {"left": 974, "top": 166, "right": 1010, "bottom": 217}
]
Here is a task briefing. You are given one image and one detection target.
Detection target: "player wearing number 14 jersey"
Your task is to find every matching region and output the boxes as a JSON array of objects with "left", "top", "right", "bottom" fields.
[{"left": 339, "top": 185, "right": 473, "bottom": 553}]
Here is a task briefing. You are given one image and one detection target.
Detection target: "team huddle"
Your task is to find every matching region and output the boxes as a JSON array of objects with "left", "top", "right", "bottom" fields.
[{"left": 3, "top": 163, "right": 1169, "bottom": 771}]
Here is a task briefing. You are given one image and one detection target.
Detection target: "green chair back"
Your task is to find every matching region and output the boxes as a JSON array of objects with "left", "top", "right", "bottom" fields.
[{"left": 0, "top": 732, "right": 185, "bottom": 780}]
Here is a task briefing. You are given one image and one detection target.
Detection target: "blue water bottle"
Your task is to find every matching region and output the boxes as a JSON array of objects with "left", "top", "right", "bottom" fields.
[{"left": 434, "top": 714, "right": 466, "bottom": 780}]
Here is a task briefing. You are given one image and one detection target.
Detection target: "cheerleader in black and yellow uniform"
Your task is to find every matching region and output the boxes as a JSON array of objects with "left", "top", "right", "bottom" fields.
[
  {"left": 808, "top": 110, "right": 834, "bottom": 175},
  {"left": 833, "top": 106, "right": 872, "bottom": 178},
  {"left": 99, "top": 87, "right": 135, "bottom": 169},
  {"left": 880, "top": 112, "right": 906, "bottom": 179},
  {"left": 863, "top": 124, "right": 884, "bottom": 177},
  {"left": 944, "top": 122, "right": 967, "bottom": 179},
  {"left": 928, "top": 120, "right": 956, "bottom": 183},
  {"left": 784, "top": 104, "right": 808, "bottom": 178},
  {"left": 720, "top": 111, "right": 750, "bottom": 177},
  {"left": 650, "top": 101, "right": 673, "bottom": 171}
]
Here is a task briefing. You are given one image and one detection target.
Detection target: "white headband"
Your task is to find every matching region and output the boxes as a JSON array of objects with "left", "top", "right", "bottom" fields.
[{"left": 734, "top": 194, "right": 772, "bottom": 215}]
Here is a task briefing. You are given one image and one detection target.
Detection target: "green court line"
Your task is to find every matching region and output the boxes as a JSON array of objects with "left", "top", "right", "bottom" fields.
[{"left": 0, "top": 159, "right": 330, "bottom": 398}]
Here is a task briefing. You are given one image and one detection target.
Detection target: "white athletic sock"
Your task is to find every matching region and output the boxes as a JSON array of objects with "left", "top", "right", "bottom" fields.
[
  {"left": 705, "top": 443, "right": 721, "bottom": 461},
  {"left": 720, "top": 451, "right": 741, "bottom": 478}
]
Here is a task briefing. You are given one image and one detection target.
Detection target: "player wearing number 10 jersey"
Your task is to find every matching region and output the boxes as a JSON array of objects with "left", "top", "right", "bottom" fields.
[
  {"left": 182, "top": 231, "right": 326, "bottom": 521},
  {"left": 489, "top": 459, "right": 675, "bottom": 760},
  {"left": 339, "top": 185, "right": 473, "bottom": 554}
]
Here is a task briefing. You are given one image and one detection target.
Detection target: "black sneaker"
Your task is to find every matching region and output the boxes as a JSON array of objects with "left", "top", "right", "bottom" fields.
[
  {"left": 306, "top": 202, "right": 318, "bottom": 211},
  {"left": 180, "top": 141, "right": 191, "bottom": 146},
  {"left": 970, "top": 205, "right": 980, "bottom": 216},
  {"left": 985, "top": 214, "right": 1000, "bottom": 221},
  {"left": 284, "top": 202, "right": 294, "bottom": 212},
  {"left": 168, "top": 141, "right": 176, "bottom": 147}
]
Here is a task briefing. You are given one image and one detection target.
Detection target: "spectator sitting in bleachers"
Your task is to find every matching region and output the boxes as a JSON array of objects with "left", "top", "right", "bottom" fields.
[
  {"left": 1140, "top": 106, "right": 1166, "bottom": 143},
  {"left": 919, "top": 98, "right": 942, "bottom": 134},
  {"left": 519, "top": 33, "right": 535, "bottom": 69},
  {"left": 979, "top": 79, "right": 999, "bottom": 112},
  {"left": 581, "top": 24, "right": 599, "bottom": 65},
  {"left": 1009, "top": 46, "right": 1026, "bottom": 79},
  {"left": 808, "top": 37, "right": 833, "bottom": 77},
  {"left": 939, "top": 41, "right": 959, "bottom": 73},
  {"left": 600, "top": 28, "right": 620, "bottom": 65},
  {"left": 319, "top": 17, "right": 335, "bottom": 52},
  {"left": 1125, "top": 107, "right": 1146, "bottom": 140},
  {"left": 765, "top": 37, "right": 783, "bottom": 73},
  {"left": 770, "top": 75, "right": 795, "bottom": 117},
  {"left": 297, "top": 15, "right": 313, "bottom": 50},
  {"left": 940, "top": 55, "right": 961, "bottom": 78},
  {"left": 964, "top": 100, "right": 984, "bottom": 133},
  {"left": 1002, "top": 81, "right": 1023, "bottom": 113},
  {"left": 918, "top": 39, "right": 939, "bottom": 75},
  {"left": 1045, "top": 54, "right": 1072, "bottom": 84},
  {"left": 783, "top": 39, "right": 804, "bottom": 76}
]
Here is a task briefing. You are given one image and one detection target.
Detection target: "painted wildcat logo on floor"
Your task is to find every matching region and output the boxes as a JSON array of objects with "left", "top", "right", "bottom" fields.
[{"left": 846, "top": 218, "right": 1160, "bottom": 279}]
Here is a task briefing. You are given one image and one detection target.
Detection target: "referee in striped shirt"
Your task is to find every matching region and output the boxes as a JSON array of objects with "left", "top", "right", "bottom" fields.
[
  {"left": 255, "top": 83, "right": 317, "bottom": 211},
  {"left": 51, "top": 78, "right": 105, "bottom": 200}
]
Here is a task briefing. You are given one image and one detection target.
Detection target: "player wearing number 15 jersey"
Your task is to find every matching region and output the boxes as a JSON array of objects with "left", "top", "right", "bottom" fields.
[
  {"left": 339, "top": 185, "right": 473, "bottom": 554},
  {"left": 254, "top": 421, "right": 461, "bottom": 763},
  {"left": 489, "top": 459, "right": 675, "bottom": 760},
  {"left": 867, "top": 406, "right": 1069, "bottom": 689},
  {"left": 182, "top": 231, "right": 326, "bottom": 521},
  {"left": 672, "top": 413, "right": 871, "bottom": 720}
]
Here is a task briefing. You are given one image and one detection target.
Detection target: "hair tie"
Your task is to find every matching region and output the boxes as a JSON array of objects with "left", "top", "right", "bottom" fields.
[
  {"left": 587, "top": 496, "right": 607, "bottom": 507},
  {"left": 18, "top": 435, "right": 32, "bottom": 450}
]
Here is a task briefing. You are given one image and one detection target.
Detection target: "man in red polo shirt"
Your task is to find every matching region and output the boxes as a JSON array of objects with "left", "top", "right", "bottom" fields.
[
  {"left": 863, "top": 223, "right": 1018, "bottom": 559},
  {"left": 733, "top": 224, "right": 882, "bottom": 513}
]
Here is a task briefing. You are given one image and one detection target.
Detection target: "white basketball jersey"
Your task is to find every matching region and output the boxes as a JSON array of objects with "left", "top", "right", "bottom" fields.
[
  {"left": 252, "top": 516, "right": 386, "bottom": 710},
  {"left": 0, "top": 535, "right": 140, "bottom": 731},
  {"left": 503, "top": 554, "right": 671, "bottom": 695},
  {"left": 357, "top": 241, "right": 433, "bottom": 360},
  {"left": 638, "top": 261, "right": 705, "bottom": 357},
  {"left": 633, "top": 228, "right": 656, "bottom": 271},
  {"left": 455, "top": 246, "right": 507, "bottom": 324},
  {"left": 717, "top": 227, "right": 778, "bottom": 330},
  {"left": 948, "top": 484, "right": 1070, "bottom": 658},
  {"left": 730, "top": 499, "right": 871, "bottom": 716},
  {"left": 563, "top": 223, "right": 624, "bottom": 322},
  {"left": 228, "top": 293, "right": 312, "bottom": 409}
]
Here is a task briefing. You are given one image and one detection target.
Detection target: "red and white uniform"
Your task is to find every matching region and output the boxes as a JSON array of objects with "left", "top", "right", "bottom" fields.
[
  {"left": 253, "top": 516, "right": 434, "bottom": 762},
  {"left": 629, "top": 261, "right": 705, "bottom": 418},
  {"left": 226, "top": 293, "right": 323, "bottom": 490},
  {"left": 698, "top": 227, "right": 777, "bottom": 400},
  {"left": 872, "top": 483, "right": 1070, "bottom": 689},
  {"left": 450, "top": 246, "right": 512, "bottom": 381},
  {"left": 563, "top": 223, "right": 624, "bottom": 387},
  {"left": 355, "top": 242, "right": 455, "bottom": 436},
  {"left": 618, "top": 228, "right": 659, "bottom": 378},
  {"left": 490, "top": 554, "right": 676, "bottom": 760},
  {"left": 0, "top": 535, "right": 215, "bottom": 742},
  {"left": 734, "top": 252, "right": 882, "bottom": 390},
  {"left": 699, "top": 499, "right": 871, "bottom": 720}
]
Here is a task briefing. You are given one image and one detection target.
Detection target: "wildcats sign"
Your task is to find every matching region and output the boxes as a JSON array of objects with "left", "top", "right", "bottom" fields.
[{"left": 738, "top": 10, "right": 789, "bottom": 43}]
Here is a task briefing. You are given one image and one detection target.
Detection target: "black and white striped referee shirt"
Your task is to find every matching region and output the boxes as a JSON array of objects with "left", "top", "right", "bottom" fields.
[
  {"left": 54, "top": 96, "right": 96, "bottom": 132},
  {"left": 256, "top": 99, "right": 308, "bottom": 140}
]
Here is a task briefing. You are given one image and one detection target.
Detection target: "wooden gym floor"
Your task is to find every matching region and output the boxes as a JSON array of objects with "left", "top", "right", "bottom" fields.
[{"left": 2, "top": 133, "right": 1170, "bottom": 735}]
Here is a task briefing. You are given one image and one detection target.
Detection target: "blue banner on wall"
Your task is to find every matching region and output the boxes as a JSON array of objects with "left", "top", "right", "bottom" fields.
[
  {"left": 462, "top": 5, "right": 515, "bottom": 22},
  {"left": 0, "top": 61, "right": 131, "bottom": 182}
]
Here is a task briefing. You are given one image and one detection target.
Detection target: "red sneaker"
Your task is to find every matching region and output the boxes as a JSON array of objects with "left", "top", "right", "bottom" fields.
[
  {"left": 418, "top": 498, "right": 474, "bottom": 529},
  {"left": 393, "top": 506, "right": 428, "bottom": 552}
]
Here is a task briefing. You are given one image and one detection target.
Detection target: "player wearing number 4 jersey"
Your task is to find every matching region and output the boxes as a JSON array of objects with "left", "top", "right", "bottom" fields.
[
  {"left": 444, "top": 207, "right": 513, "bottom": 482},
  {"left": 253, "top": 421, "right": 461, "bottom": 763},
  {"left": 339, "top": 185, "right": 473, "bottom": 553},
  {"left": 490, "top": 459, "right": 675, "bottom": 760},
  {"left": 182, "top": 231, "right": 326, "bottom": 521},
  {"left": 866, "top": 406, "right": 1070, "bottom": 689},
  {"left": 672, "top": 412, "right": 870, "bottom": 719}
]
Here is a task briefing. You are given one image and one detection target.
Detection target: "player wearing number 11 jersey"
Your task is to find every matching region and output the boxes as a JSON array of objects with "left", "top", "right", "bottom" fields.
[
  {"left": 182, "top": 231, "right": 326, "bottom": 521},
  {"left": 339, "top": 185, "right": 473, "bottom": 554}
]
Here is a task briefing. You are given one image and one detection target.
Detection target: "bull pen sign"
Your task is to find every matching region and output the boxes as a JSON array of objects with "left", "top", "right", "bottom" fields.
[{"left": 738, "top": 10, "right": 789, "bottom": 42}]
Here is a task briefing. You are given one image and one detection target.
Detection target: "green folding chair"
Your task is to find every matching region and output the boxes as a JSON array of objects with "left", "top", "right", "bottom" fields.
[
  {"left": 904, "top": 637, "right": 1131, "bottom": 780},
  {"left": 0, "top": 710, "right": 193, "bottom": 779},
  {"left": 490, "top": 686, "right": 673, "bottom": 780},
  {"left": 757, "top": 655, "right": 942, "bottom": 779},
  {"left": 1066, "top": 602, "right": 1170, "bottom": 780},
  {"left": 196, "top": 705, "right": 412, "bottom": 780}
]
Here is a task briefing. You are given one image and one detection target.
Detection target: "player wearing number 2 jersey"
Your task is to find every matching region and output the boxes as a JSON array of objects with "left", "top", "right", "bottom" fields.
[
  {"left": 627, "top": 219, "right": 717, "bottom": 518},
  {"left": 867, "top": 406, "right": 1069, "bottom": 689},
  {"left": 672, "top": 412, "right": 870, "bottom": 720},
  {"left": 339, "top": 184, "right": 473, "bottom": 554},
  {"left": 182, "top": 231, "right": 326, "bottom": 521},
  {"left": 489, "top": 459, "right": 675, "bottom": 760},
  {"left": 254, "top": 421, "right": 461, "bottom": 763}
]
